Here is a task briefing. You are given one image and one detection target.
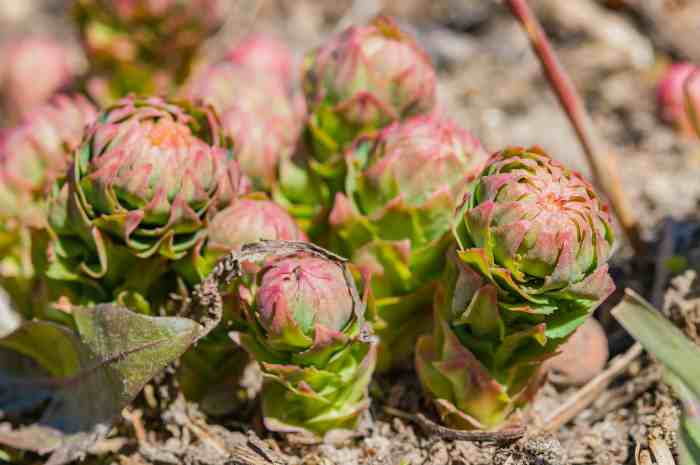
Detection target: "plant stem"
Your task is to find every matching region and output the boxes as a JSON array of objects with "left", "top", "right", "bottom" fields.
[{"left": 505, "top": 0, "right": 644, "bottom": 254}]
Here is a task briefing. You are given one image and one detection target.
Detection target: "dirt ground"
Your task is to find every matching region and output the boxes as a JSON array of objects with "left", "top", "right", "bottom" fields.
[{"left": 3, "top": 0, "right": 700, "bottom": 464}]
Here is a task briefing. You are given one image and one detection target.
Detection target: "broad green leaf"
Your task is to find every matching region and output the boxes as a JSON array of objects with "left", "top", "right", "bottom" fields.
[
  {"left": 612, "top": 289, "right": 700, "bottom": 465},
  {"left": 612, "top": 289, "right": 700, "bottom": 394},
  {"left": 0, "top": 304, "right": 201, "bottom": 465}
]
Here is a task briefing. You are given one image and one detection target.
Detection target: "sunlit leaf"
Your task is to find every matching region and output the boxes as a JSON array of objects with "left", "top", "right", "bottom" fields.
[{"left": 0, "top": 304, "right": 201, "bottom": 465}]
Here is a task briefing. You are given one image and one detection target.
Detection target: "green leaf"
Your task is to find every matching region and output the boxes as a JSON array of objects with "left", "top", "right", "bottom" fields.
[
  {"left": 0, "top": 304, "right": 201, "bottom": 465},
  {"left": 612, "top": 289, "right": 700, "bottom": 394},
  {"left": 543, "top": 305, "right": 588, "bottom": 339},
  {"left": 612, "top": 289, "right": 700, "bottom": 465}
]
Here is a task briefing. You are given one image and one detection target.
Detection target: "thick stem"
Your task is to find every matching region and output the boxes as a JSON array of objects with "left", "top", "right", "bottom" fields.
[{"left": 505, "top": 0, "right": 644, "bottom": 254}]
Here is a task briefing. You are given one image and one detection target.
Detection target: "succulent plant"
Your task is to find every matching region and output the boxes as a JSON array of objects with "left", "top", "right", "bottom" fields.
[
  {"left": 47, "top": 96, "right": 243, "bottom": 311},
  {"left": 184, "top": 62, "right": 304, "bottom": 195},
  {"left": 177, "top": 197, "right": 307, "bottom": 285},
  {"left": 226, "top": 34, "right": 296, "bottom": 90},
  {"left": 302, "top": 15, "right": 437, "bottom": 192},
  {"left": 175, "top": 197, "right": 306, "bottom": 413},
  {"left": 416, "top": 147, "right": 615, "bottom": 430},
  {"left": 205, "top": 241, "right": 375, "bottom": 437},
  {"left": 0, "top": 37, "right": 81, "bottom": 121},
  {"left": 74, "top": 0, "right": 226, "bottom": 103},
  {"left": 0, "top": 94, "right": 98, "bottom": 225},
  {"left": 657, "top": 62, "right": 700, "bottom": 138},
  {"left": 328, "top": 114, "right": 489, "bottom": 371},
  {"left": 0, "top": 94, "right": 97, "bottom": 316}
]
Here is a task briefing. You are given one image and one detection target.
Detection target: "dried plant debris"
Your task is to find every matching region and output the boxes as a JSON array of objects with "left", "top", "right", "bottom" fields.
[
  {"left": 663, "top": 270, "right": 700, "bottom": 344},
  {"left": 492, "top": 434, "right": 567, "bottom": 465}
]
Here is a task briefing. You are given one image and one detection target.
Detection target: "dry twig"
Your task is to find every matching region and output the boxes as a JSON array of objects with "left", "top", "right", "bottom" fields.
[
  {"left": 542, "top": 342, "right": 643, "bottom": 432},
  {"left": 122, "top": 408, "right": 147, "bottom": 446},
  {"left": 505, "top": 0, "right": 643, "bottom": 253},
  {"left": 590, "top": 366, "right": 661, "bottom": 422},
  {"left": 384, "top": 407, "right": 525, "bottom": 443}
]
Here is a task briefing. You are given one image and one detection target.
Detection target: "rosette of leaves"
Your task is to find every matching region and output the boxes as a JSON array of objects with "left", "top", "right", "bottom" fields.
[
  {"left": 416, "top": 147, "right": 615, "bottom": 430},
  {"left": 177, "top": 196, "right": 307, "bottom": 286},
  {"left": 226, "top": 34, "right": 297, "bottom": 92},
  {"left": 192, "top": 241, "right": 376, "bottom": 437},
  {"left": 184, "top": 61, "right": 307, "bottom": 206},
  {"left": 0, "top": 94, "right": 97, "bottom": 316},
  {"left": 74, "top": 0, "right": 227, "bottom": 103},
  {"left": 328, "top": 114, "right": 489, "bottom": 371},
  {"left": 0, "top": 36, "right": 82, "bottom": 122},
  {"left": 47, "top": 96, "right": 244, "bottom": 314},
  {"left": 301, "top": 15, "right": 437, "bottom": 196},
  {"left": 175, "top": 197, "right": 306, "bottom": 413},
  {"left": 657, "top": 62, "right": 700, "bottom": 138}
]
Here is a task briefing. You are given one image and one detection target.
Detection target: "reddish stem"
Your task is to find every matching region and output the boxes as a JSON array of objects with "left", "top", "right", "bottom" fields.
[
  {"left": 683, "top": 69, "right": 700, "bottom": 138},
  {"left": 505, "top": 0, "right": 643, "bottom": 253}
]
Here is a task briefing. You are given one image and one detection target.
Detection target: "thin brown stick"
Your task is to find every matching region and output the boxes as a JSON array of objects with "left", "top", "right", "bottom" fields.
[
  {"left": 542, "top": 342, "right": 643, "bottom": 432},
  {"left": 505, "top": 0, "right": 643, "bottom": 254},
  {"left": 122, "top": 408, "right": 148, "bottom": 445},
  {"left": 590, "top": 365, "right": 661, "bottom": 422},
  {"left": 383, "top": 407, "right": 525, "bottom": 443},
  {"left": 183, "top": 419, "right": 228, "bottom": 457}
]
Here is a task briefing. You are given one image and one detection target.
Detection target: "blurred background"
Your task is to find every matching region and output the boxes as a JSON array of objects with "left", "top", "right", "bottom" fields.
[{"left": 2, "top": 0, "right": 699, "bottom": 236}]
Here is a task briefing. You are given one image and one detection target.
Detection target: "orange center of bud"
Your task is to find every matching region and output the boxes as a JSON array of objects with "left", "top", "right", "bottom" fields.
[
  {"left": 148, "top": 119, "right": 195, "bottom": 149},
  {"left": 539, "top": 191, "right": 565, "bottom": 212}
]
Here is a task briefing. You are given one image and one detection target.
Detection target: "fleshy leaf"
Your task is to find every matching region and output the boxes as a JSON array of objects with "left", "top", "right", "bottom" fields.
[
  {"left": 192, "top": 240, "right": 374, "bottom": 436},
  {"left": 326, "top": 113, "right": 488, "bottom": 372},
  {"left": 0, "top": 304, "right": 201, "bottom": 465},
  {"left": 421, "top": 147, "right": 616, "bottom": 430}
]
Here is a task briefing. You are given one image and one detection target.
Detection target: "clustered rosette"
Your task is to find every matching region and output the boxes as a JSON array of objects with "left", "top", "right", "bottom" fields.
[
  {"left": 47, "top": 96, "right": 244, "bottom": 311},
  {"left": 0, "top": 10, "right": 627, "bottom": 445},
  {"left": 0, "top": 94, "right": 97, "bottom": 315},
  {"left": 416, "top": 147, "right": 615, "bottom": 430},
  {"left": 302, "top": 15, "right": 437, "bottom": 192},
  {"left": 327, "top": 114, "right": 489, "bottom": 371},
  {"left": 227, "top": 245, "right": 376, "bottom": 437},
  {"left": 0, "top": 94, "right": 97, "bottom": 226},
  {"left": 184, "top": 60, "right": 305, "bottom": 196},
  {"left": 176, "top": 197, "right": 306, "bottom": 412},
  {"left": 0, "top": 37, "right": 81, "bottom": 121},
  {"left": 177, "top": 196, "right": 307, "bottom": 285},
  {"left": 75, "top": 0, "right": 227, "bottom": 102},
  {"left": 226, "top": 34, "right": 297, "bottom": 92},
  {"left": 657, "top": 62, "right": 700, "bottom": 138}
]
